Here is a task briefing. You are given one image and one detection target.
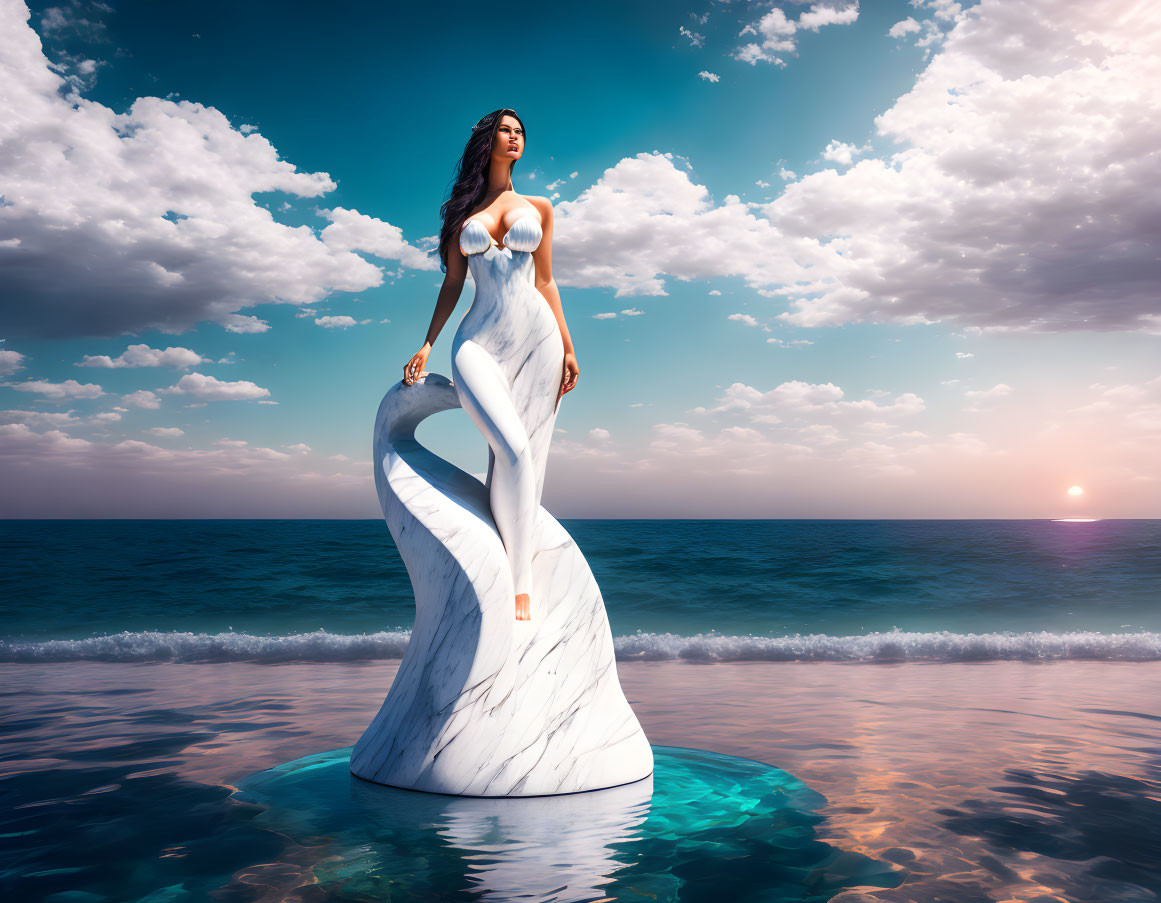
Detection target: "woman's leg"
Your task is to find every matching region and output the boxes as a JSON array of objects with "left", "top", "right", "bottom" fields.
[{"left": 452, "top": 341, "right": 537, "bottom": 613}]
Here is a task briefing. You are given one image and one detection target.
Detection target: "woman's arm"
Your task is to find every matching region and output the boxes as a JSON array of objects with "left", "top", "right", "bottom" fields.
[
  {"left": 529, "top": 197, "right": 574, "bottom": 355},
  {"left": 421, "top": 267, "right": 467, "bottom": 348},
  {"left": 529, "top": 197, "right": 578, "bottom": 402},
  {"left": 402, "top": 235, "right": 468, "bottom": 386}
]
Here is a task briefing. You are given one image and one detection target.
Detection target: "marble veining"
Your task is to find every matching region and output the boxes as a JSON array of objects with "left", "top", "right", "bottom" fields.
[{"left": 350, "top": 213, "right": 654, "bottom": 795}]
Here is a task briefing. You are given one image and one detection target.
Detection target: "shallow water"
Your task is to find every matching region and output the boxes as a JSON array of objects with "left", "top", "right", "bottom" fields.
[
  {"left": 2, "top": 660, "right": 1159, "bottom": 901},
  {"left": 236, "top": 745, "right": 905, "bottom": 901}
]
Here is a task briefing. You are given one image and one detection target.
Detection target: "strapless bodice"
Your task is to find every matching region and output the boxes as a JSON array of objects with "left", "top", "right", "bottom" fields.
[{"left": 459, "top": 210, "right": 543, "bottom": 256}]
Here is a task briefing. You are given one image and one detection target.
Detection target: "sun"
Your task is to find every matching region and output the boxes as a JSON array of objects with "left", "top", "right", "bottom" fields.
[{"left": 1067, "top": 485, "right": 1084, "bottom": 496}]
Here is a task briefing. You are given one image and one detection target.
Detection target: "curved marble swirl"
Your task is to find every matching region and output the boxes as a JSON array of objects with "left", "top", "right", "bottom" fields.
[{"left": 350, "top": 373, "right": 654, "bottom": 797}]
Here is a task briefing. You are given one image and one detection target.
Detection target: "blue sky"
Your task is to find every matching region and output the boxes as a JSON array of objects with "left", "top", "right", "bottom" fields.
[{"left": 1, "top": 0, "right": 1158, "bottom": 517}]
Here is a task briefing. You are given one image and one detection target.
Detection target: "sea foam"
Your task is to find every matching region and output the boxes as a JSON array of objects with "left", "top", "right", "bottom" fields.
[{"left": 1, "top": 628, "right": 1159, "bottom": 664}]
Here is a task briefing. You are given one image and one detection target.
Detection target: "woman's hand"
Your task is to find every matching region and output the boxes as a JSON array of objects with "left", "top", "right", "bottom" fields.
[
  {"left": 558, "top": 351, "right": 579, "bottom": 405},
  {"left": 402, "top": 343, "right": 431, "bottom": 386}
]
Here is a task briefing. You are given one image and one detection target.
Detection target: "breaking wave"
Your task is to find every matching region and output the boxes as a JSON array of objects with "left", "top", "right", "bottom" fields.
[{"left": 2, "top": 628, "right": 1159, "bottom": 664}]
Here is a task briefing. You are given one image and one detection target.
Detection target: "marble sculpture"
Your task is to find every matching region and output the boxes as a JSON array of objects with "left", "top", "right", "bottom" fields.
[{"left": 350, "top": 208, "right": 653, "bottom": 797}]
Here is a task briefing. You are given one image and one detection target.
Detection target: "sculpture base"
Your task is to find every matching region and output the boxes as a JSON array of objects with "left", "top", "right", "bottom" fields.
[
  {"left": 350, "top": 503, "right": 653, "bottom": 796},
  {"left": 237, "top": 745, "right": 906, "bottom": 901},
  {"left": 352, "top": 375, "right": 653, "bottom": 796}
]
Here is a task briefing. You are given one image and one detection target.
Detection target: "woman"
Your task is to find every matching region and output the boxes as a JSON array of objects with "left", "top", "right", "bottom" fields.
[{"left": 401, "top": 109, "right": 579, "bottom": 622}]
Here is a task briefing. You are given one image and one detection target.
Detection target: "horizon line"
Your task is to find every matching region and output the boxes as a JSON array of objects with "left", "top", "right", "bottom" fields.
[{"left": 0, "top": 516, "right": 1152, "bottom": 522}]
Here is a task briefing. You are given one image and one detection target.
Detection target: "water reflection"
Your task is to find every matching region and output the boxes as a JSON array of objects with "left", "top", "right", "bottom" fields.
[
  {"left": 9, "top": 660, "right": 1158, "bottom": 901},
  {"left": 940, "top": 758, "right": 1161, "bottom": 901},
  {"left": 236, "top": 745, "right": 905, "bottom": 901},
  {"left": 357, "top": 770, "right": 653, "bottom": 902}
]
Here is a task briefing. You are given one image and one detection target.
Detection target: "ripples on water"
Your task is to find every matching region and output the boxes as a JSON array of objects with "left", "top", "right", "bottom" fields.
[
  {"left": 3, "top": 520, "right": 1159, "bottom": 899},
  {"left": 2, "top": 660, "right": 1159, "bottom": 902}
]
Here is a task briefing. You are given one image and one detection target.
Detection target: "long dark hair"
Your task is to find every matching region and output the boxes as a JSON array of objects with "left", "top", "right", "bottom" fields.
[{"left": 437, "top": 108, "right": 526, "bottom": 273}]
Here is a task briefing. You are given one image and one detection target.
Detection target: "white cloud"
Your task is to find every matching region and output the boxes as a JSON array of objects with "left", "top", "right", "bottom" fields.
[
  {"left": 318, "top": 207, "right": 438, "bottom": 272},
  {"left": 766, "top": 0, "right": 1161, "bottom": 332},
  {"left": 955, "top": 352, "right": 974, "bottom": 359},
  {"left": 3, "top": 378, "right": 103, "bottom": 398},
  {"left": 963, "top": 382, "right": 1014, "bottom": 412},
  {"left": 0, "top": 408, "right": 118, "bottom": 428},
  {"left": 314, "top": 315, "right": 359, "bottom": 328},
  {"left": 77, "top": 344, "right": 209, "bottom": 369},
  {"left": 697, "top": 71, "right": 720, "bottom": 82},
  {"left": 1070, "top": 375, "right": 1161, "bottom": 427},
  {"left": 593, "top": 312, "right": 618, "bottom": 319},
  {"left": 144, "top": 427, "right": 184, "bottom": 437},
  {"left": 158, "top": 373, "right": 271, "bottom": 401},
  {"left": 38, "top": 3, "right": 108, "bottom": 39},
  {"left": 0, "top": 348, "right": 26, "bottom": 376},
  {"left": 223, "top": 315, "right": 272, "bottom": 334},
  {"left": 798, "top": 4, "right": 861, "bottom": 31},
  {"left": 964, "top": 383, "right": 1014, "bottom": 399},
  {"left": 820, "top": 139, "right": 871, "bottom": 167},
  {"left": 734, "top": 2, "right": 859, "bottom": 67},
  {"left": 549, "top": 2, "right": 1160, "bottom": 334},
  {"left": 653, "top": 422, "right": 772, "bottom": 452},
  {"left": 890, "top": 1, "right": 966, "bottom": 50},
  {"left": 0, "top": 422, "right": 381, "bottom": 517},
  {"left": 888, "top": 17, "right": 921, "bottom": 38},
  {"left": 728, "top": 313, "right": 760, "bottom": 327},
  {"left": 708, "top": 380, "right": 925, "bottom": 420},
  {"left": 588, "top": 427, "right": 611, "bottom": 441},
  {"left": 554, "top": 152, "right": 820, "bottom": 298},
  {"left": 0, "top": 4, "right": 426, "bottom": 339},
  {"left": 920, "top": 0, "right": 965, "bottom": 23},
  {"left": 620, "top": 308, "right": 644, "bottom": 316},
  {"left": 798, "top": 423, "right": 843, "bottom": 445},
  {"left": 536, "top": 360, "right": 1159, "bottom": 515},
  {"left": 122, "top": 389, "right": 161, "bottom": 409}
]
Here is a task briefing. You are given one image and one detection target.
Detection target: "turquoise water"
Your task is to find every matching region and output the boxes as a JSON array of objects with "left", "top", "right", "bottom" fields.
[
  {"left": 2, "top": 519, "right": 1159, "bottom": 662},
  {"left": 2, "top": 659, "right": 1158, "bottom": 901},
  {"left": 232, "top": 745, "right": 905, "bottom": 901},
  {"left": 2, "top": 520, "right": 1159, "bottom": 901}
]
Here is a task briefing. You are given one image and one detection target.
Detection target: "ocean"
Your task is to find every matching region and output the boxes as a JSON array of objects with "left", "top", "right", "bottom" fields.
[
  {"left": 2, "top": 518, "right": 1159, "bottom": 661},
  {"left": 2, "top": 519, "right": 1160, "bottom": 901}
]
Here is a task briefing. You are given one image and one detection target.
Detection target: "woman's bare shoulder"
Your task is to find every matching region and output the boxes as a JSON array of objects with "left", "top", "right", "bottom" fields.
[{"left": 523, "top": 195, "right": 553, "bottom": 218}]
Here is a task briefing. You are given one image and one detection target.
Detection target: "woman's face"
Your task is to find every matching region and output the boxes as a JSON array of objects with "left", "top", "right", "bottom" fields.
[{"left": 493, "top": 114, "right": 524, "bottom": 164}]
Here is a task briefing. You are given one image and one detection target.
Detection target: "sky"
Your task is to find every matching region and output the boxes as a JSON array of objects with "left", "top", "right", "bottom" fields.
[{"left": 0, "top": 0, "right": 1158, "bottom": 518}]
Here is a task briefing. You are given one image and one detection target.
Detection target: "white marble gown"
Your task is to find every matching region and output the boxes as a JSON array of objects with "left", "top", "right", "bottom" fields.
[
  {"left": 349, "top": 205, "right": 653, "bottom": 796},
  {"left": 450, "top": 208, "right": 562, "bottom": 601}
]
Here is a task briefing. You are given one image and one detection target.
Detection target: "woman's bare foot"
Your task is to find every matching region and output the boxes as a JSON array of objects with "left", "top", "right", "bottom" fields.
[{"left": 515, "top": 593, "right": 531, "bottom": 621}]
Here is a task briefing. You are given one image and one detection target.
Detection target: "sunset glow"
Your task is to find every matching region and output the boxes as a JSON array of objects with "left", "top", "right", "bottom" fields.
[{"left": 0, "top": 0, "right": 1157, "bottom": 519}]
